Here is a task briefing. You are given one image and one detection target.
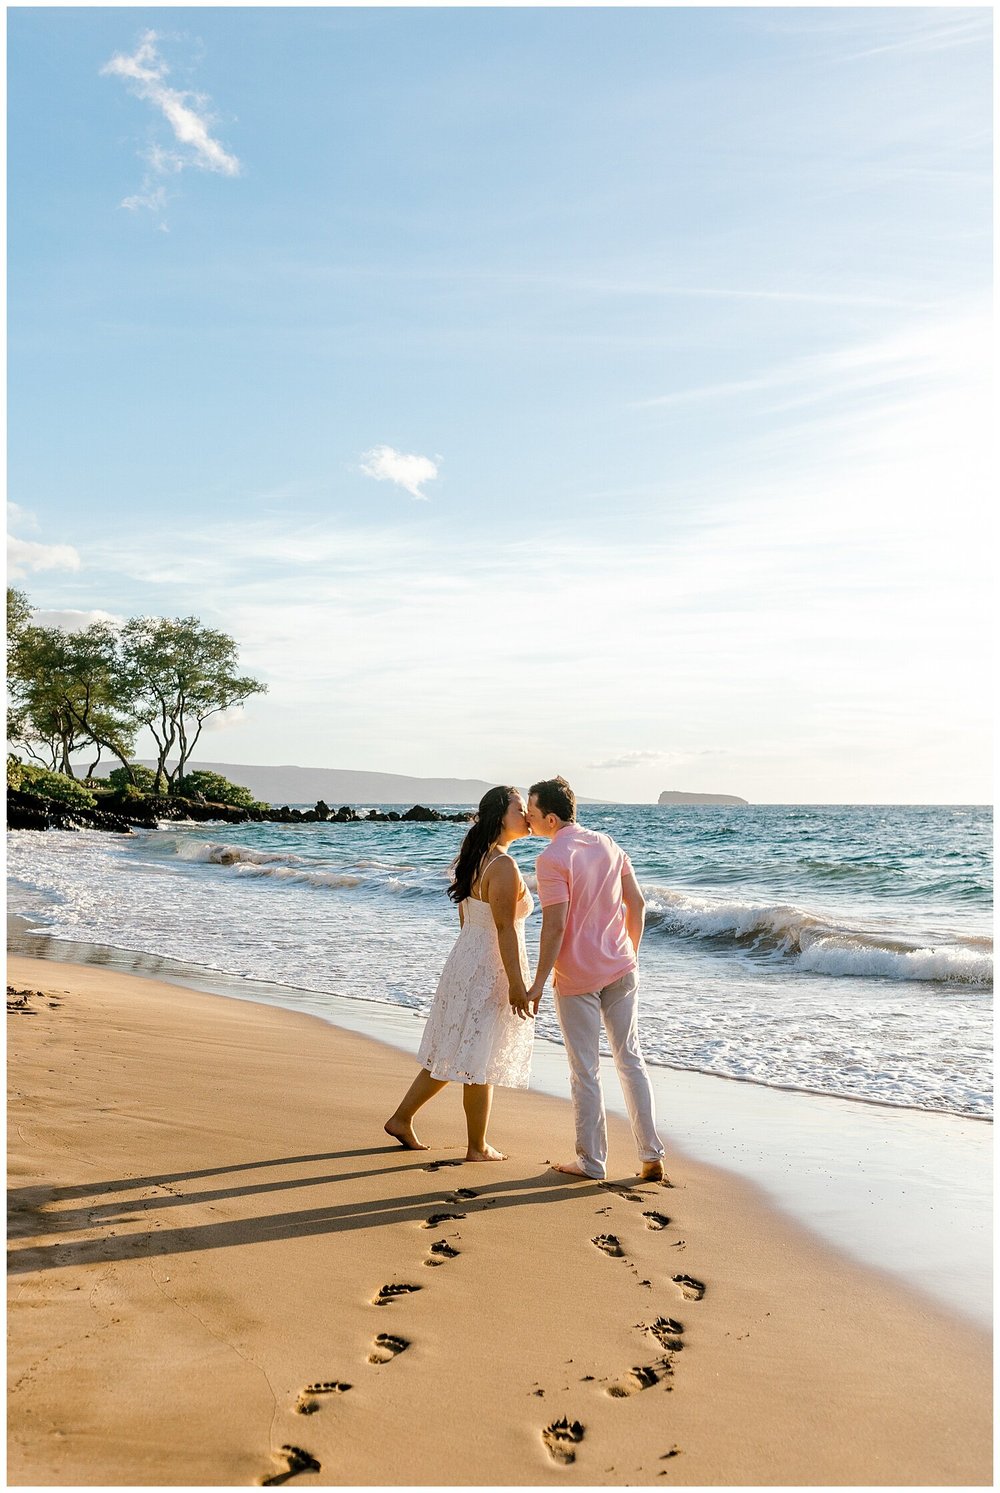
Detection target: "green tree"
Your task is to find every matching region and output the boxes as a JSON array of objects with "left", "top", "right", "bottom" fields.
[
  {"left": 7, "top": 587, "right": 35, "bottom": 751},
  {"left": 107, "top": 764, "right": 159, "bottom": 793},
  {"left": 120, "top": 616, "right": 267, "bottom": 792},
  {"left": 6, "top": 620, "right": 137, "bottom": 779},
  {"left": 175, "top": 770, "right": 263, "bottom": 810}
]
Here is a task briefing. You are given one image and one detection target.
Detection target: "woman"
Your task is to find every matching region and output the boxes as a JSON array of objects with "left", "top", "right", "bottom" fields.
[{"left": 384, "top": 786, "right": 535, "bottom": 1161}]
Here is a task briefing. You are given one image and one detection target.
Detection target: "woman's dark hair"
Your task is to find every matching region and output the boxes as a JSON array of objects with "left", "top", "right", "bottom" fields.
[{"left": 448, "top": 785, "right": 518, "bottom": 904}]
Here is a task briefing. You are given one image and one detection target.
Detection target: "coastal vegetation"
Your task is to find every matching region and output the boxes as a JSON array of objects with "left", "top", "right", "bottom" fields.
[
  {"left": 6, "top": 757, "right": 98, "bottom": 810},
  {"left": 6, "top": 588, "right": 266, "bottom": 791}
]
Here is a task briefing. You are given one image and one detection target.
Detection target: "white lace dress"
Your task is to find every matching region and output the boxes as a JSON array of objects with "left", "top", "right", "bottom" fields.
[{"left": 417, "top": 881, "right": 535, "bottom": 1088}]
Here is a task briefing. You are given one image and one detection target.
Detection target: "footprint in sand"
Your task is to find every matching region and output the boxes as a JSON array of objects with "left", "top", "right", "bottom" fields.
[
  {"left": 295, "top": 1382, "right": 352, "bottom": 1414},
  {"left": 444, "top": 1188, "right": 478, "bottom": 1202},
  {"left": 645, "top": 1316, "right": 685, "bottom": 1351},
  {"left": 672, "top": 1274, "right": 705, "bottom": 1301},
  {"left": 642, "top": 1211, "right": 670, "bottom": 1230},
  {"left": 591, "top": 1234, "right": 625, "bottom": 1257},
  {"left": 422, "top": 1211, "right": 465, "bottom": 1229},
  {"left": 542, "top": 1417, "right": 585, "bottom": 1465},
  {"left": 606, "top": 1361, "right": 670, "bottom": 1397},
  {"left": 372, "top": 1282, "right": 422, "bottom": 1307},
  {"left": 422, "top": 1159, "right": 464, "bottom": 1172},
  {"left": 368, "top": 1333, "right": 410, "bottom": 1364},
  {"left": 424, "top": 1239, "right": 459, "bottom": 1266},
  {"left": 260, "top": 1444, "right": 321, "bottom": 1485}
]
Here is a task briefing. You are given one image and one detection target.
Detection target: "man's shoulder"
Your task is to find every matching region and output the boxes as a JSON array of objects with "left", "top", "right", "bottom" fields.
[{"left": 579, "top": 826, "right": 623, "bottom": 855}]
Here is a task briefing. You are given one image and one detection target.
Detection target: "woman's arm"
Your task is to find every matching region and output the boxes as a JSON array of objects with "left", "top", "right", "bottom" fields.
[{"left": 485, "top": 859, "right": 530, "bottom": 1018}]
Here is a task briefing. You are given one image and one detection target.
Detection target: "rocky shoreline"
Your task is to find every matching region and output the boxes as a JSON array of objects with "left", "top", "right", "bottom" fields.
[{"left": 6, "top": 789, "right": 472, "bottom": 835}]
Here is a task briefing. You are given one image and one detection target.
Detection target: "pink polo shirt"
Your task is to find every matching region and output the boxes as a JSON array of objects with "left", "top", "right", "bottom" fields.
[{"left": 535, "top": 824, "right": 637, "bottom": 997}]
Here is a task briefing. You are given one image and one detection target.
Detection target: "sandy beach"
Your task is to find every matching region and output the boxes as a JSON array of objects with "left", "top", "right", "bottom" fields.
[{"left": 7, "top": 954, "right": 992, "bottom": 1488}]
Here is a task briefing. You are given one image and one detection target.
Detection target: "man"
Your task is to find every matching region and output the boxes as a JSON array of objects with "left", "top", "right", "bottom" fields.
[{"left": 519, "top": 776, "right": 665, "bottom": 1183}]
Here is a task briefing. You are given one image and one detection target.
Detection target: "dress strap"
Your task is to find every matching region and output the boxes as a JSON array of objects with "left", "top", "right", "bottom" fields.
[{"left": 471, "top": 848, "right": 507, "bottom": 901}]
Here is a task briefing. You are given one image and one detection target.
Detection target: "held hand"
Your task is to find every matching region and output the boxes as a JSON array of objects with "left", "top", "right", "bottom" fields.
[
  {"left": 508, "top": 982, "right": 532, "bottom": 1021},
  {"left": 527, "top": 981, "right": 544, "bottom": 1016}
]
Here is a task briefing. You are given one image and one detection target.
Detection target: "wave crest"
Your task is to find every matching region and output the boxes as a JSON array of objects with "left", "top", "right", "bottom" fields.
[
  {"left": 643, "top": 886, "right": 992, "bottom": 986},
  {"left": 161, "top": 838, "right": 445, "bottom": 898}
]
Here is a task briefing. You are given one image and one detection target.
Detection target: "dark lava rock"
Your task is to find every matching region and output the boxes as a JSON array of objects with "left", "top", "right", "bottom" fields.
[
  {"left": 105, "top": 793, "right": 252, "bottom": 825},
  {"left": 7, "top": 789, "right": 140, "bottom": 835}
]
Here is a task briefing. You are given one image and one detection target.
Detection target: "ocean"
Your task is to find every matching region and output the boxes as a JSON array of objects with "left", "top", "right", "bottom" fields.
[{"left": 7, "top": 804, "right": 992, "bottom": 1121}]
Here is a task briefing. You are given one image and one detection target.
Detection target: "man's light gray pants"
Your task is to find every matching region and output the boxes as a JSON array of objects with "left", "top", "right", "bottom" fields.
[{"left": 553, "top": 969, "right": 664, "bottom": 1180}]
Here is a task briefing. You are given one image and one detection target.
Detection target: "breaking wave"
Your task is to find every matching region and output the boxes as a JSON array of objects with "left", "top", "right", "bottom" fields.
[
  {"left": 161, "top": 837, "right": 446, "bottom": 898},
  {"left": 644, "top": 886, "right": 992, "bottom": 986}
]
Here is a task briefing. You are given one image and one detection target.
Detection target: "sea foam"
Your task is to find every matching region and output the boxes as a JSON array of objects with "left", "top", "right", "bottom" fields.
[{"left": 643, "top": 886, "right": 992, "bottom": 986}]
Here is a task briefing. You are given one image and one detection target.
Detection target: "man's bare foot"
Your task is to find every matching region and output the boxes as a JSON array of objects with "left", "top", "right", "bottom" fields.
[
  {"left": 384, "top": 1118, "right": 429, "bottom": 1151},
  {"left": 552, "top": 1161, "right": 600, "bottom": 1179},
  {"left": 640, "top": 1159, "right": 665, "bottom": 1182},
  {"left": 466, "top": 1144, "right": 507, "bottom": 1161}
]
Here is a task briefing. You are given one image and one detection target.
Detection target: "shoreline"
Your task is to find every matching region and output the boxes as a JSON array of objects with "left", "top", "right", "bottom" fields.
[
  {"left": 9, "top": 912, "right": 992, "bottom": 1330},
  {"left": 7, "top": 951, "right": 992, "bottom": 1486}
]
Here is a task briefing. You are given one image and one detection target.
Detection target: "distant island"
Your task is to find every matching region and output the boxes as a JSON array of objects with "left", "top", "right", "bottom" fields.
[{"left": 657, "top": 790, "right": 749, "bottom": 806}]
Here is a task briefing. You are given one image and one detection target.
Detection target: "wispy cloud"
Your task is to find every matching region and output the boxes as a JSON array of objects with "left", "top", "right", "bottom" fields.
[
  {"left": 7, "top": 535, "right": 82, "bottom": 580},
  {"left": 101, "top": 31, "right": 240, "bottom": 222},
  {"left": 637, "top": 310, "right": 988, "bottom": 416},
  {"left": 31, "top": 608, "right": 122, "bottom": 632},
  {"left": 7, "top": 501, "right": 38, "bottom": 533},
  {"left": 828, "top": 13, "right": 992, "bottom": 65},
  {"left": 360, "top": 445, "right": 440, "bottom": 501},
  {"left": 589, "top": 751, "right": 666, "bottom": 770}
]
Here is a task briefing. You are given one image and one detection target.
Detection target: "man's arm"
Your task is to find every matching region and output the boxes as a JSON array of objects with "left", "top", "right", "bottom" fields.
[
  {"left": 528, "top": 902, "right": 568, "bottom": 1014},
  {"left": 622, "top": 869, "right": 645, "bottom": 957}
]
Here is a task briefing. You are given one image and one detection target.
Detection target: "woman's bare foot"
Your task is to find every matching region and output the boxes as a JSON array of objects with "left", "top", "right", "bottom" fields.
[
  {"left": 552, "top": 1161, "right": 598, "bottom": 1179},
  {"left": 384, "top": 1118, "right": 429, "bottom": 1150},
  {"left": 466, "top": 1144, "right": 507, "bottom": 1161},
  {"left": 640, "top": 1159, "right": 665, "bottom": 1182}
]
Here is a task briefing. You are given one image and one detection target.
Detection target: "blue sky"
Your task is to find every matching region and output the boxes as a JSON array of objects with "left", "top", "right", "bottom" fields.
[{"left": 7, "top": 6, "right": 992, "bottom": 802}]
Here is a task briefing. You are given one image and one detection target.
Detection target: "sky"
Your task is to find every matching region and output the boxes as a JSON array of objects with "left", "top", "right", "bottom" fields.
[{"left": 7, "top": 4, "right": 993, "bottom": 804}]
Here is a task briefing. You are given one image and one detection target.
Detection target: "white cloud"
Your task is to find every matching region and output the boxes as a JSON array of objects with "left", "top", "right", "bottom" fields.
[
  {"left": 121, "top": 183, "right": 169, "bottom": 216},
  {"left": 360, "top": 445, "right": 439, "bottom": 501},
  {"left": 101, "top": 31, "right": 240, "bottom": 219},
  {"left": 589, "top": 751, "right": 667, "bottom": 770},
  {"left": 31, "top": 609, "right": 121, "bottom": 633},
  {"left": 7, "top": 535, "right": 82, "bottom": 580},
  {"left": 6, "top": 502, "right": 38, "bottom": 533},
  {"left": 200, "top": 707, "right": 247, "bottom": 734}
]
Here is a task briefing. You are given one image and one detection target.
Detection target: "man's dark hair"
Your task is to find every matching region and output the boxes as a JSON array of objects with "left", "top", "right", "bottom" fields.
[{"left": 529, "top": 776, "right": 576, "bottom": 823}]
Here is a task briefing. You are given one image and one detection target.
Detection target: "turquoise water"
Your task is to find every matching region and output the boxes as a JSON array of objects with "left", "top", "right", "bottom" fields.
[{"left": 7, "top": 803, "right": 992, "bottom": 1118}]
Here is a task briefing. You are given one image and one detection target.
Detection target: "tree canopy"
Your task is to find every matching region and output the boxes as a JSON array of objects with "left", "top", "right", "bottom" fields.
[{"left": 6, "top": 589, "right": 267, "bottom": 793}]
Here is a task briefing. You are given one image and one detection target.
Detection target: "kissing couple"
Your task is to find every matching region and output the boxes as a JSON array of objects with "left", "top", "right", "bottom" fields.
[{"left": 385, "top": 776, "right": 666, "bottom": 1182}]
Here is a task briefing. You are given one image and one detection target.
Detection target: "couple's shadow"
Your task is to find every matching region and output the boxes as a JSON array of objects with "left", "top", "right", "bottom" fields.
[{"left": 8, "top": 1144, "right": 609, "bottom": 1276}]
